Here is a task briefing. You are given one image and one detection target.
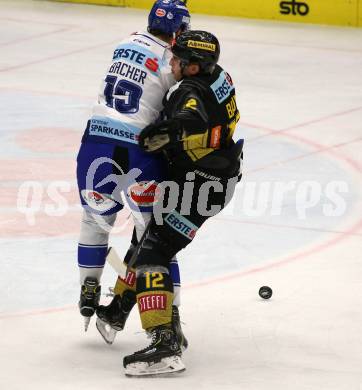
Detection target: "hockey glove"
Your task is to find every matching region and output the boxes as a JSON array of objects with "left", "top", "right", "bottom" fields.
[{"left": 139, "top": 119, "right": 183, "bottom": 153}]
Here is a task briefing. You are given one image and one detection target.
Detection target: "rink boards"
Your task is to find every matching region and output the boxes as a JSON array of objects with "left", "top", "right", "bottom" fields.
[{"left": 49, "top": 0, "right": 362, "bottom": 27}]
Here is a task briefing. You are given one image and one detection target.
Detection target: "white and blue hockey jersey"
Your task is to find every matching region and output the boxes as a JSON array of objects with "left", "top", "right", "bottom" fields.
[{"left": 84, "top": 31, "right": 175, "bottom": 146}]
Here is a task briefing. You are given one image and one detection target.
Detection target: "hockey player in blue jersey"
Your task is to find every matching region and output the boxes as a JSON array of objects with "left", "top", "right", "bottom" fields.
[{"left": 76, "top": 0, "right": 190, "bottom": 343}]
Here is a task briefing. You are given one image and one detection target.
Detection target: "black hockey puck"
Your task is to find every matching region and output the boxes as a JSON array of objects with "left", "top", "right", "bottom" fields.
[{"left": 259, "top": 286, "right": 272, "bottom": 299}]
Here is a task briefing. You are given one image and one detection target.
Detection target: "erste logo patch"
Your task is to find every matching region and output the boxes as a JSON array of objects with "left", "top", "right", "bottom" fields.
[{"left": 145, "top": 57, "right": 159, "bottom": 72}]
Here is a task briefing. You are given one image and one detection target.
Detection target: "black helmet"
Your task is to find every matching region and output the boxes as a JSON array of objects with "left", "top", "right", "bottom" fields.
[{"left": 171, "top": 30, "right": 220, "bottom": 74}]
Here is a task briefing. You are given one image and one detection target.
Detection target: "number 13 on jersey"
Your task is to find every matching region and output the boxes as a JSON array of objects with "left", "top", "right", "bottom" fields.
[{"left": 104, "top": 75, "right": 143, "bottom": 114}]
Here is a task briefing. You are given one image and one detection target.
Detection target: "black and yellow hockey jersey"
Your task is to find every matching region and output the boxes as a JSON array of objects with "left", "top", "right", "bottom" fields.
[{"left": 162, "top": 64, "right": 240, "bottom": 166}]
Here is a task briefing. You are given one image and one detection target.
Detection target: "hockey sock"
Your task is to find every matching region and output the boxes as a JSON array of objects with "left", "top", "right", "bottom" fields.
[
  {"left": 170, "top": 257, "right": 181, "bottom": 307},
  {"left": 136, "top": 265, "right": 173, "bottom": 330},
  {"left": 113, "top": 265, "right": 137, "bottom": 295},
  {"left": 78, "top": 244, "right": 107, "bottom": 284},
  {"left": 78, "top": 210, "right": 116, "bottom": 284}
]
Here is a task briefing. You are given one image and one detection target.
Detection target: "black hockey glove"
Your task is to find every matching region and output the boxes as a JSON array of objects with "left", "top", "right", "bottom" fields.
[{"left": 139, "top": 119, "right": 183, "bottom": 153}]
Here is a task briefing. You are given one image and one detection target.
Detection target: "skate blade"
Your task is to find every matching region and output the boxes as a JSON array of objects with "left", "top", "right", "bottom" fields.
[
  {"left": 96, "top": 318, "right": 118, "bottom": 345},
  {"left": 125, "top": 356, "right": 185, "bottom": 377},
  {"left": 84, "top": 317, "right": 91, "bottom": 332}
]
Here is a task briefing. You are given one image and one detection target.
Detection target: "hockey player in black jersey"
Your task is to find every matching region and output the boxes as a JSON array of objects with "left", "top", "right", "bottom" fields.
[{"left": 122, "top": 30, "right": 243, "bottom": 376}]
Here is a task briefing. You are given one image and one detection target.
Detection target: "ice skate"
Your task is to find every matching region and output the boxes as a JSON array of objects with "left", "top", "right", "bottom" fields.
[
  {"left": 172, "top": 305, "right": 188, "bottom": 351},
  {"left": 79, "top": 277, "right": 101, "bottom": 331},
  {"left": 123, "top": 325, "right": 184, "bottom": 377},
  {"left": 96, "top": 290, "right": 136, "bottom": 344}
]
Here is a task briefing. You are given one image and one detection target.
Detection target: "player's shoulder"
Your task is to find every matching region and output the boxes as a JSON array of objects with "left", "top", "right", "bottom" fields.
[
  {"left": 118, "top": 31, "right": 171, "bottom": 66},
  {"left": 165, "top": 79, "right": 201, "bottom": 104},
  {"left": 182, "top": 65, "right": 235, "bottom": 96},
  {"left": 178, "top": 76, "right": 207, "bottom": 97},
  {"left": 209, "top": 64, "right": 235, "bottom": 89},
  {"left": 127, "top": 31, "right": 170, "bottom": 55}
]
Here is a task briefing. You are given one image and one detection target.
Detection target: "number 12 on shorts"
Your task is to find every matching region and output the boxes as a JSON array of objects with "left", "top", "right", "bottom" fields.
[{"left": 145, "top": 272, "right": 164, "bottom": 289}]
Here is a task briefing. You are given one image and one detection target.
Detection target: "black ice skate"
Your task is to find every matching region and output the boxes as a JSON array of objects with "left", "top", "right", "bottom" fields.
[
  {"left": 95, "top": 290, "right": 136, "bottom": 344},
  {"left": 172, "top": 305, "right": 188, "bottom": 351},
  {"left": 79, "top": 277, "right": 101, "bottom": 331},
  {"left": 123, "top": 325, "right": 185, "bottom": 377}
]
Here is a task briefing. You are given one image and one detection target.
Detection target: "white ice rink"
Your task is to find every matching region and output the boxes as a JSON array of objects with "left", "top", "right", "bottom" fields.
[{"left": 1, "top": 0, "right": 362, "bottom": 389}]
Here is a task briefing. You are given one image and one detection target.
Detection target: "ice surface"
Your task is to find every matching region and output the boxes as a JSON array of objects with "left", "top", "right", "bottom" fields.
[{"left": 1, "top": 1, "right": 362, "bottom": 389}]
